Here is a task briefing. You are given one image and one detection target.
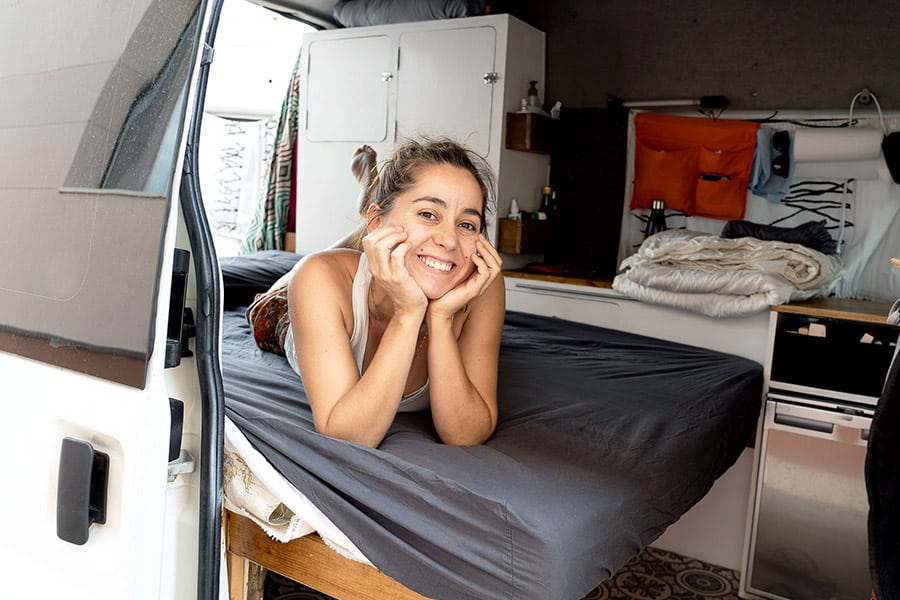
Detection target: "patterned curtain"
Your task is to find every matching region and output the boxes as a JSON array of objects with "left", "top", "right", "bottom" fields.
[{"left": 241, "top": 53, "right": 301, "bottom": 253}]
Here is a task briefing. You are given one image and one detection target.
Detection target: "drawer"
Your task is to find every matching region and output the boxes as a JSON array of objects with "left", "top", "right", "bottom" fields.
[{"left": 769, "top": 313, "right": 899, "bottom": 400}]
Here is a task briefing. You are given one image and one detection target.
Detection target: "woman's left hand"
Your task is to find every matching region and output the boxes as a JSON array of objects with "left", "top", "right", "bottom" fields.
[{"left": 428, "top": 234, "right": 502, "bottom": 321}]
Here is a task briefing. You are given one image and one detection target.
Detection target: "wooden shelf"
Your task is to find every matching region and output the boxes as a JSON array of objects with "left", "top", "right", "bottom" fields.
[
  {"left": 505, "top": 112, "right": 555, "bottom": 153},
  {"left": 773, "top": 297, "right": 895, "bottom": 325},
  {"left": 497, "top": 219, "right": 550, "bottom": 254}
]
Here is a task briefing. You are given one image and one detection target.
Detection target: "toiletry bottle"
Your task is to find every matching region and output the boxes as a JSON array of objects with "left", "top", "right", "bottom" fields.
[
  {"left": 550, "top": 101, "right": 562, "bottom": 119},
  {"left": 527, "top": 81, "right": 540, "bottom": 109},
  {"left": 508, "top": 198, "right": 521, "bottom": 220}
]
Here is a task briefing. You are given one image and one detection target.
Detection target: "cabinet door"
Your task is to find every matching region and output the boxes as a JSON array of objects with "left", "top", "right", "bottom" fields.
[
  {"left": 305, "top": 35, "right": 392, "bottom": 142},
  {"left": 396, "top": 27, "right": 496, "bottom": 156}
]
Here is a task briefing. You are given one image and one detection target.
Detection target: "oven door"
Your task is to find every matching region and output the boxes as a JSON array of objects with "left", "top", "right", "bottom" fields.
[{"left": 745, "top": 399, "right": 872, "bottom": 600}]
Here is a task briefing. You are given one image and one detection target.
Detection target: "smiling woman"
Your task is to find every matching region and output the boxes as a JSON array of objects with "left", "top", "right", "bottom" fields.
[{"left": 258, "top": 138, "right": 506, "bottom": 447}]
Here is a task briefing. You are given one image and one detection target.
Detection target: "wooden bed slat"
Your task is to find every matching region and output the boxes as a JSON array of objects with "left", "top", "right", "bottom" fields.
[{"left": 225, "top": 511, "right": 430, "bottom": 600}]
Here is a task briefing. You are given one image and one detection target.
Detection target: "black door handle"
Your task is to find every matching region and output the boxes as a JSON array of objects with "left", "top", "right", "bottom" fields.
[{"left": 57, "top": 437, "right": 109, "bottom": 545}]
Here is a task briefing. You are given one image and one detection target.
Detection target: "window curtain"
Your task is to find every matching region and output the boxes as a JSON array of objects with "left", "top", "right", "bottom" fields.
[{"left": 241, "top": 53, "right": 301, "bottom": 253}]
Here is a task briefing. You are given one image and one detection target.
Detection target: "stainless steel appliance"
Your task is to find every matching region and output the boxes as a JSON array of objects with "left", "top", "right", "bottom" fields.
[{"left": 743, "top": 307, "right": 899, "bottom": 600}]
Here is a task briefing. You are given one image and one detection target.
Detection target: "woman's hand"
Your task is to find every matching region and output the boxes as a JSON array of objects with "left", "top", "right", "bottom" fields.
[
  {"left": 362, "top": 226, "right": 428, "bottom": 318},
  {"left": 428, "top": 234, "right": 502, "bottom": 321}
]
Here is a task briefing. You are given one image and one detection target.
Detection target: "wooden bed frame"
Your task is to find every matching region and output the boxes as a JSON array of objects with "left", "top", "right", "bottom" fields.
[{"left": 225, "top": 510, "right": 429, "bottom": 600}]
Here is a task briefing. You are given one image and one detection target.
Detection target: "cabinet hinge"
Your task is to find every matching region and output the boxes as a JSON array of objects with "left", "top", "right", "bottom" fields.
[{"left": 483, "top": 72, "right": 499, "bottom": 84}]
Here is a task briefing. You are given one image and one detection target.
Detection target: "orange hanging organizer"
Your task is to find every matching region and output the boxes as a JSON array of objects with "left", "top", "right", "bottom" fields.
[{"left": 631, "top": 113, "right": 759, "bottom": 220}]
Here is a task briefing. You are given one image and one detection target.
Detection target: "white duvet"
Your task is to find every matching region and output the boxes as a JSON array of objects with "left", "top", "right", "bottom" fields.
[{"left": 613, "top": 229, "right": 843, "bottom": 317}]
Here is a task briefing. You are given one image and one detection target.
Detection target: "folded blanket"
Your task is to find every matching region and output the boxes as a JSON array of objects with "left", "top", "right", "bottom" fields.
[{"left": 613, "top": 229, "right": 842, "bottom": 317}]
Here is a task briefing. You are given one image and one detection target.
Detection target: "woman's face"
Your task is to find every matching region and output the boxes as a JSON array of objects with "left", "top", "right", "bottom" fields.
[{"left": 376, "top": 163, "right": 484, "bottom": 299}]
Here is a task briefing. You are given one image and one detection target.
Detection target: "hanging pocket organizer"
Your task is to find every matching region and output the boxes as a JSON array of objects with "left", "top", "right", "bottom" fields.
[{"left": 632, "top": 113, "right": 759, "bottom": 220}]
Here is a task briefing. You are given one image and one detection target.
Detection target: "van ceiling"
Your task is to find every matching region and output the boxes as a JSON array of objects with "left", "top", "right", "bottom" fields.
[{"left": 250, "top": 0, "right": 339, "bottom": 28}]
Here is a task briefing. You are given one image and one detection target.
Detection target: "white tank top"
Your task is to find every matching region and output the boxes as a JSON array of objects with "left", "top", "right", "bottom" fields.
[{"left": 285, "top": 253, "right": 430, "bottom": 412}]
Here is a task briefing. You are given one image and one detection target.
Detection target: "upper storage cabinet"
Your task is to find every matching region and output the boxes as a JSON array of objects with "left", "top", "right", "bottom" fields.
[
  {"left": 295, "top": 15, "right": 549, "bottom": 255},
  {"left": 396, "top": 27, "right": 496, "bottom": 156},
  {"left": 305, "top": 35, "right": 392, "bottom": 142}
]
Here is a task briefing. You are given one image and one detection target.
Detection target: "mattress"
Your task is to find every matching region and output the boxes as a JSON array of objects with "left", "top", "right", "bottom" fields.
[{"left": 222, "top": 278, "right": 763, "bottom": 599}]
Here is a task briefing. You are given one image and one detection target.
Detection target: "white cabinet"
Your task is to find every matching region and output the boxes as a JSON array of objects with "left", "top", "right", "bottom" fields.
[
  {"left": 305, "top": 35, "right": 392, "bottom": 142},
  {"left": 395, "top": 27, "right": 496, "bottom": 156},
  {"left": 295, "top": 14, "right": 549, "bottom": 255}
]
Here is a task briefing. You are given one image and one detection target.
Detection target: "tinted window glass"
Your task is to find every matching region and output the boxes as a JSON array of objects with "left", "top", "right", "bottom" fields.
[{"left": 0, "top": 0, "right": 204, "bottom": 387}]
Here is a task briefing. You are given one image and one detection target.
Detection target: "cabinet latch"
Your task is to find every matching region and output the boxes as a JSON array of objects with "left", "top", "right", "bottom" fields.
[{"left": 483, "top": 72, "right": 499, "bottom": 84}]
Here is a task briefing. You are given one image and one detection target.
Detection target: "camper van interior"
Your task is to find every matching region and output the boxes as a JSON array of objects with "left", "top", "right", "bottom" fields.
[
  {"left": 205, "top": 2, "right": 900, "bottom": 600},
  {"left": 1, "top": 1, "right": 898, "bottom": 599}
]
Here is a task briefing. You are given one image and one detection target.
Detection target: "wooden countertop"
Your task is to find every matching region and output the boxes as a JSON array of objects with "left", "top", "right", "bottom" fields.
[
  {"left": 504, "top": 268, "right": 895, "bottom": 325},
  {"left": 773, "top": 297, "right": 895, "bottom": 324},
  {"left": 502, "top": 268, "right": 614, "bottom": 289}
]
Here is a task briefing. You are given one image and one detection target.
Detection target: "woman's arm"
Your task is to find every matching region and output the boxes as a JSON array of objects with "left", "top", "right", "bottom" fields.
[
  {"left": 426, "top": 235, "right": 505, "bottom": 445},
  {"left": 289, "top": 252, "right": 424, "bottom": 447},
  {"left": 426, "top": 275, "right": 505, "bottom": 445}
]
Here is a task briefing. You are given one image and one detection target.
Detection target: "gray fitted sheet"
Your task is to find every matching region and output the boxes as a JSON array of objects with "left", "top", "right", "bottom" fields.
[{"left": 224, "top": 308, "right": 762, "bottom": 600}]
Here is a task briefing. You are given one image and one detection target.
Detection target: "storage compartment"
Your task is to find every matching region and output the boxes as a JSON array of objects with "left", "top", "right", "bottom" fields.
[
  {"left": 743, "top": 299, "right": 898, "bottom": 600},
  {"left": 505, "top": 112, "right": 554, "bottom": 153},
  {"left": 769, "top": 313, "right": 898, "bottom": 401},
  {"left": 498, "top": 218, "right": 550, "bottom": 253}
]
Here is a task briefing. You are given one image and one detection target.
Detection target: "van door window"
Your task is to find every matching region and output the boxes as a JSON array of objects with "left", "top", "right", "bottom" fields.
[{"left": 0, "top": 0, "right": 203, "bottom": 388}]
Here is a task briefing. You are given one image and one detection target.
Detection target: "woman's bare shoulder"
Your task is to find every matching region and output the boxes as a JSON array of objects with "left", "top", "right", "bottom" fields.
[{"left": 290, "top": 249, "right": 360, "bottom": 291}]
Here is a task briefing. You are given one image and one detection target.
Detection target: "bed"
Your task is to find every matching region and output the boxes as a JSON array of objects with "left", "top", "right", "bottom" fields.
[{"left": 221, "top": 251, "right": 763, "bottom": 600}]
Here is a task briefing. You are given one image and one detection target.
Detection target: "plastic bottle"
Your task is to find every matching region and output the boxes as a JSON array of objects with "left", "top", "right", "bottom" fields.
[
  {"left": 550, "top": 101, "right": 562, "bottom": 119},
  {"left": 508, "top": 198, "right": 521, "bottom": 220}
]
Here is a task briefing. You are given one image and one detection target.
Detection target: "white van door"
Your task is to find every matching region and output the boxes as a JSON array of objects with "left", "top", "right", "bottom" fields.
[{"left": 0, "top": 1, "right": 220, "bottom": 598}]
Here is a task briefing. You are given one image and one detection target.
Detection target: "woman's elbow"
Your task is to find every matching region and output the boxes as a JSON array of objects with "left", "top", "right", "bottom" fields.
[
  {"left": 314, "top": 413, "right": 383, "bottom": 448},
  {"left": 437, "top": 420, "right": 496, "bottom": 446}
]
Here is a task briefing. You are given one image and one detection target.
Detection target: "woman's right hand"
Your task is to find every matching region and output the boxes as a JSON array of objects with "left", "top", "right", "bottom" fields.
[{"left": 362, "top": 226, "right": 427, "bottom": 318}]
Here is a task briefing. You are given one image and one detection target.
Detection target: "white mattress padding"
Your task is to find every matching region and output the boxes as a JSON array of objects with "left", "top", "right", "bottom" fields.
[{"left": 223, "top": 417, "right": 369, "bottom": 563}]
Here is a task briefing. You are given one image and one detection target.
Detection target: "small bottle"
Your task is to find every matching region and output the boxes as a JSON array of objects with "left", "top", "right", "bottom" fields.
[
  {"left": 527, "top": 81, "right": 540, "bottom": 109},
  {"left": 508, "top": 198, "right": 521, "bottom": 220},
  {"left": 645, "top": 198, "right": 668, "bottom": 239},
  {"left": 539, "top": 186, "right": 553, "bottom": 220},
  {"left": 550, "top": 101, "right": 562, "bottom": 119}
]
